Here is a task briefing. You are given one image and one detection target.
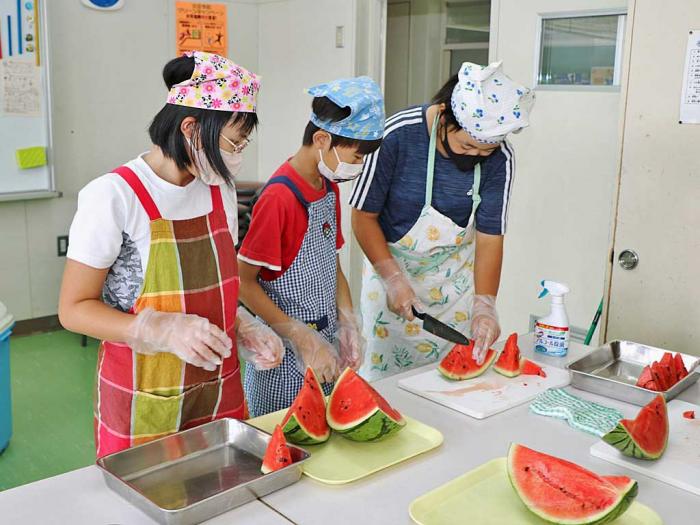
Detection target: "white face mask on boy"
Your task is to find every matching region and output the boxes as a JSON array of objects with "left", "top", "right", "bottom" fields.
[{"left": 318, "top": 147, "right": 363, "bottom": 183}]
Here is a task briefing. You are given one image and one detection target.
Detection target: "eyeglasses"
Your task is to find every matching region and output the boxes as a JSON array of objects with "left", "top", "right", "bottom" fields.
[{"left": 221, "top": 134, "right": 250, "bottom": 154}]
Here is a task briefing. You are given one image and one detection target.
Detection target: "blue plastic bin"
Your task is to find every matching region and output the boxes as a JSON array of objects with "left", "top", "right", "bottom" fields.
[{"left": 0, "top": 323, "right": 14, "bottom": 455}]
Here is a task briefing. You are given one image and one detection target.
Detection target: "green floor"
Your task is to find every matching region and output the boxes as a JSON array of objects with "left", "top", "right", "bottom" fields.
[{"left": 0, "top": 331, "right": 98, "bottom": 491}]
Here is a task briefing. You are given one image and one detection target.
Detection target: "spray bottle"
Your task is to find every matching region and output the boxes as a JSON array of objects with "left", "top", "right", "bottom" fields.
[{"left": 534, "top": 280, "right": 570, "bottom": 357}]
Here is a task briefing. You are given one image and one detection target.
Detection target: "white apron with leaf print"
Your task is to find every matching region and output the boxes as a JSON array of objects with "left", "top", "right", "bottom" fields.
[{"left": 359, "top": 114, "right": 482, "bottom": 382}]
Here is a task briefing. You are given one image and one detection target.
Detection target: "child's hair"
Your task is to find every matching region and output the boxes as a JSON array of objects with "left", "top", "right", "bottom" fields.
[
  {"left": 431, "top": 73, "right": 461, "bottom": 131},
  {"left": 302, "top": 97, "right": 382, "bottom": 155},
  {"left": 148, "top": 56, "right": 258, "bottom": 185}
]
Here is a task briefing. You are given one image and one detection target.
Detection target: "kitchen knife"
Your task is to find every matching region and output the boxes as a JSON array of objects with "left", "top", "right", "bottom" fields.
[{"left": 412, "top": 306, "right": 470, "bottom": 346}]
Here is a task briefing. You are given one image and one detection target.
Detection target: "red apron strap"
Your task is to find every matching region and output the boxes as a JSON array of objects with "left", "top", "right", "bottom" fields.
[
  {"left": 209, "top": 185, "right": 224, "bottom": 214},
  {"left": 113, "top": 166, "right": 162, "bottom": 221}
]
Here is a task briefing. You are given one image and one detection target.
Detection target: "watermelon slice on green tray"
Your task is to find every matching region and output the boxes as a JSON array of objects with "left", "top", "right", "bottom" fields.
[
  {"left": 520, "top": 358, "right": 547, "bottom": 378},
  {"left": 602, "top": 394, "right": 669, "bottom": 460},
  {"left": 437, "top": 341, "right": 497, "bottom": 380},
  {"left": 281, "top": 367, "right": 330, "bottom": 445},
  {"left": 493, "top": 333, "right": 521, "bottom": 378},
  {"left": 327, "top": 368, "right": 406, "bottom": 442},
  {"left": 261, "top": 425, "right": 293, "bottom": 474},
  {"left": 507, "top": 443, "right": 638, "bottom": 525}
]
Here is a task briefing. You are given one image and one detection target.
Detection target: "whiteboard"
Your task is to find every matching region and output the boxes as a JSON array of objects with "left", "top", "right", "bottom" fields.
[{"left": 0, "top": 0, "right": 54, "bottom": 200}]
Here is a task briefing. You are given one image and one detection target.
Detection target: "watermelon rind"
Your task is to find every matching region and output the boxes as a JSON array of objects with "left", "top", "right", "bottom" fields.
[
  {"left": 281, "top": 368, "right": 330, "bottom": 445},
  {"left": 507, "top": 443, "right": 638, "bottom": 525},
  {"left": 327, "top": 368, "right": 406, "bottom": 442},
  {"left": 438, "top": 346, "right": 497, "bottom": 380},
  {"left": 601, "top": 394, "right": 668, "bottom": 460}
]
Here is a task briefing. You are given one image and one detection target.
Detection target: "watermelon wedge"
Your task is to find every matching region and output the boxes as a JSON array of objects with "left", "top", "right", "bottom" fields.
[
  {"left": 281, "top": 367, "right": 330, "bottom": 445},
  {"left": 327, "top": 368, "right": 406, "bottom": 442},
  {"left": 650, "top": 362, "right": 669, "bottom": 391},
  {"left": 437, "top": 341, "right": 496, "bottom": 380},
  {"left": 507, "top": 443, "right": 638, "bottom": 525},
  {"left": 660, "top": 353, "right": 677, "bottom": 383},
  {"left": 520, "top": 359, "right": 547, "bottom": 378},
  {"left": 674, "top": 353, "right": 689, "bottom": 380},
  {"left": 602, "top": 394, "right": 668, "bottom": 460},
  {"left": 261, "top": 425, "right": 292, "bottom": 474},
  {"left": 635, "top": 365, "right": 657, "bottom": 390},
  {"left": 493, "top": 333, "right": 521, "bottom": 377},
  {"left": 683, "top": 410, "right": 695, "bottom": 420}
]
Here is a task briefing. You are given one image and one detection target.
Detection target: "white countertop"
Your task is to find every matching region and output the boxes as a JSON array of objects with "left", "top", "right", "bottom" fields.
[
  {"left": 261, "top": 334, "right": 700, "bottom": 525},
  {"left": 1, "top": 334, "right": 697, "bottom": 524}
]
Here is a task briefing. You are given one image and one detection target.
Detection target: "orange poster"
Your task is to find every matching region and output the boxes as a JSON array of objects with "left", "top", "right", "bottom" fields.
[{"left": 175, "top": 2, "right": 227, "bottom": 57}]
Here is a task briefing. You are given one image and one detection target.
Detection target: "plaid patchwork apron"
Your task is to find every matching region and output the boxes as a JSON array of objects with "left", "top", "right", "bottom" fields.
[
  {"left": 94, "top": 166, "right": 244, "bottom": 458},
  {"left": 243, "top": 176, "right": 337, "bottom": 417}
]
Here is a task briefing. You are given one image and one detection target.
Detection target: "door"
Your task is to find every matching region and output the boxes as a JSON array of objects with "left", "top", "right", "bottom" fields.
[
  {"left": 605, "top": 0, "right": 700, "bottom": 355},
  {"left": 385, "top": 1, "right": 411, "bottom": 115}
]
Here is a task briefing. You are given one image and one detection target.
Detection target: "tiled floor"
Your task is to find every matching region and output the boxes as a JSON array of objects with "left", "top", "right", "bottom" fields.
[{"left": 0, "top": 331, "right": 98, "bottom": 491}]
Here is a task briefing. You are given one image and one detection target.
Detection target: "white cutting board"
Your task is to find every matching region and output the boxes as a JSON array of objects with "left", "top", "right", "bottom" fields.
[
  {"left": 590, "top": 399, "right": 700, "bottom": 496},
  {"left": 398, "top": 363, "right": 570, "bottom": 419}
]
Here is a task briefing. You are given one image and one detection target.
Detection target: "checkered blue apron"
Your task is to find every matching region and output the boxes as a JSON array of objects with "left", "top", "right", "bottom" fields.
[{"left": 244, "top": 176, "right": 338, "bottom": 417}]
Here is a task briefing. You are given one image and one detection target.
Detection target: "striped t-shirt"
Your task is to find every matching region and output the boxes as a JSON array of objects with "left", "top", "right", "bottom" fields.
[{"left": 349, "top": 105, "right": 515, "bottom": 242}]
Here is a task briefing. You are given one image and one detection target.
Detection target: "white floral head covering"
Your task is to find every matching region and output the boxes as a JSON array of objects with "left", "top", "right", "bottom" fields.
[
  {"left": 451, "top": 61, "right": 534, "bottom": 144},
  {"left": 167, "top": 51, "right": 260, "bottom": 113}
]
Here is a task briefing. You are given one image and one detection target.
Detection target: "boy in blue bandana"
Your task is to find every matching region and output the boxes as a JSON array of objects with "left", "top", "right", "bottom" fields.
[{"left": 238, "top": 77, "right": 385, "bottom": 416}]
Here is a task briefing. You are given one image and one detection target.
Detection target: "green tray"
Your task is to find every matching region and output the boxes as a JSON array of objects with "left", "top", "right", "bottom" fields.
[
  {"left": 409, "top": 458, "right": 662, "bottom": 525},
  {"left": 248, "top": 410, "right": 442, "bottom": 485}
]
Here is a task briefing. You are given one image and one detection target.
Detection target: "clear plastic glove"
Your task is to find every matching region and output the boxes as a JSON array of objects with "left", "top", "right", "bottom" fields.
[
  {"left": 126, "top": 308, "right": 231, "bottom": 371},
  {"left": 277, "top": 319, "right": 340, "bottom": 384},
  {"left": 336, "top": 308, "right": 365, "bottom": 370},
  {"left": 236, "top": 308, "right": 284, "bottom": 370},
  {"left": 470, "top": 295, "right": 501, "bottom": 365},
  {"left": 374, "top": 258, "right": 423, "bottom": 321}
]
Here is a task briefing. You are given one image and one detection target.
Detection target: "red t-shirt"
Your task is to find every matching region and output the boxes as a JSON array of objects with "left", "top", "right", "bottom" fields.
[{"left": 238, "top": 161, "right": 344, "bottom": 281}]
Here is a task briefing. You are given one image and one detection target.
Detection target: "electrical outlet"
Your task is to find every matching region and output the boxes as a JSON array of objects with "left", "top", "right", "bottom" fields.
[{"left": 57, "top": 235, "right": 69, "bottom": 257}]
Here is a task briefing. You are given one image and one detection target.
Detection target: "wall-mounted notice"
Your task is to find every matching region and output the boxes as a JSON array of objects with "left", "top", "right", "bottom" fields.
[
  {"left": 175, "top": 2, "right": 227, "bottom": 57},
  {"left": 1, "top": 59, "right": 41, "bottom": 116},
  {"left": 679, "top": 30, "right": 700, "bottom": 124}
]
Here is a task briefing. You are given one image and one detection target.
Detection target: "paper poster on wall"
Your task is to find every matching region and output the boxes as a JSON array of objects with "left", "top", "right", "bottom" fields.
[
  {"left": 679, "top": 30, "right": 700, "bottom": 124},
  {"left": 1, "top": 59, "right": 41, "bottom": 116},
  {"left": 175, "top": 2, "right": 227, "bottom": 57}
]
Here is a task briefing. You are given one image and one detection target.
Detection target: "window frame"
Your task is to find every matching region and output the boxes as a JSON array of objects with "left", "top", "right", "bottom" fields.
[
  {"left": 533, "top": 8, "right": 627, "bottom": 92},
  {"left": 440, "top": 0, "right": 492, "bottom": 81}
]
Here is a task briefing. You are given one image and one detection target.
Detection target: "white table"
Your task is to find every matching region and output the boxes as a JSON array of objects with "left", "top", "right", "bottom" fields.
[
  {"left": 1, "top": 335, "right": 697, "bottom": 524},
  {"left": 260, "top": 334, "right": 700, "bottom": 525},
  {"left": 0, "top": 463, "right": 291, "bottom": 524}
]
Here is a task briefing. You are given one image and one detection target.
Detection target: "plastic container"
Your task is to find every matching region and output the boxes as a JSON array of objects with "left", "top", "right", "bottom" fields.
[
  {"left": 0, "top": 300, "right": 14, "bottom": 455},
  {"left": 534, "top": 280, "right": 570, "bottom": 357}
]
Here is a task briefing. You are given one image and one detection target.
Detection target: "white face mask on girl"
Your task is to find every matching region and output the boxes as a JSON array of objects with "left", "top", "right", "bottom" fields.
[
  {"left": 318, "top": 147, "right": 363, "bottom": 183},
  {"left": 187, "top": 137, "right": 244, "bottom": 186}
]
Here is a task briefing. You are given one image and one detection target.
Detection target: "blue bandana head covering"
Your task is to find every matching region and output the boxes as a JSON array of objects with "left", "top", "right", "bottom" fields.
[{"left": 307, "top": 76, "right": 385, "bottom": 140}]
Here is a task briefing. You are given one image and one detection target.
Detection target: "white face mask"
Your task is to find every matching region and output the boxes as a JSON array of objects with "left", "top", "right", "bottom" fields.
[
  {"left": 318, "top": 147, "right": 363, "bottom": 183},
  {"left": 187, "top": 137, "right": 244, "bottom": 186}
]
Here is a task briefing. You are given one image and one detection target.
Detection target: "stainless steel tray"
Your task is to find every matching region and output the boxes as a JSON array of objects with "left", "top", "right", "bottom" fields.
[
  {"left": 96, "top": 418, "right": 309, "bottom": 525},
  {"left": 567, "top": 340, "right": 699, "bottom": 406}
]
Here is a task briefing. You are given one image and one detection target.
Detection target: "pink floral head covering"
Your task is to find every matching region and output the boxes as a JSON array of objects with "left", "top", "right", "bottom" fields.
[{"left": 167, "top": 51, "right": 260, "bottom": 113}]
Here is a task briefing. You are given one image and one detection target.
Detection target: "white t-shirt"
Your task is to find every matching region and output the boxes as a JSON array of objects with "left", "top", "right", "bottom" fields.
[{"left": 67, "top": 154, "right": 239, "bottom": 311}]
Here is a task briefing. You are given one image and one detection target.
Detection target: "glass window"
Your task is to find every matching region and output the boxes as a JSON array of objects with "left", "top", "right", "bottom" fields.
[
  {"left": 538, "top": 14, "right": 625, "bottom": 87},
  {"left": 443, "top": 1, "right": 491, "bottom": 78}
]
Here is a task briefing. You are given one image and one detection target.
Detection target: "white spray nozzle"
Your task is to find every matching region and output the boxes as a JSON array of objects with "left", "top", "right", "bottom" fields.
[{"left": 538, "top": 280, "right": 570, "bottom": 299}]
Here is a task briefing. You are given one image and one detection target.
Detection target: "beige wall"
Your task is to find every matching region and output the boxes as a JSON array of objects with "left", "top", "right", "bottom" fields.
[
  {"left": 492, "top": 0, "right": 626, "bottom": 338},
  {"left": 0, "top": 0, "right": 259, "bottom": 321}
]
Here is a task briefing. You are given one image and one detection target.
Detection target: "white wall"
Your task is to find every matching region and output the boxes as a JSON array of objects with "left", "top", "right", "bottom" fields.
[
  {"left": 492, "top": 0, "right": 626, "bottom": 338},
  {"left": 0, "top": 0, "right": 259, "bottom": 321}
]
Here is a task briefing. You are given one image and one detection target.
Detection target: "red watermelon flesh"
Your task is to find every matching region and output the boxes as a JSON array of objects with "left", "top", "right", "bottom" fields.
[
  {"left": 674, "top": 353, "right": 689, "bottom": 380},
  {"left": 520, "top": 359, "right": 547, "bottom": 378},
  {"left": 602, "top": 475, "right": 637, "bottom": 494},
  {"left": 602, "top": 394, "right": 669, "bottom": 460},
  {"left": 493, "top": 333, "right": 521, "bottom": 378},
  {"left": 651, "top": 362, "right": 669, "bottom": 391},
  {"left": 660, "top": 353, "right": 677, "bottom": 383},
  {"left": 507, "top": 443, "right": 637, "bottom": 524},
  {"left": 438, "top": 341, "right": 497, "bottom": 380},
  {"left": 261, "top": 425, "right": 292, "bottom": 474},
  {"left": 635, "top": 366, "right": 657, "bottom": 390},
  {"left": 683, "top": 410, "right": 695, "bottom": 420},
  {"left": 281, "top": 367, "right": 330, "bottom": 445}
]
